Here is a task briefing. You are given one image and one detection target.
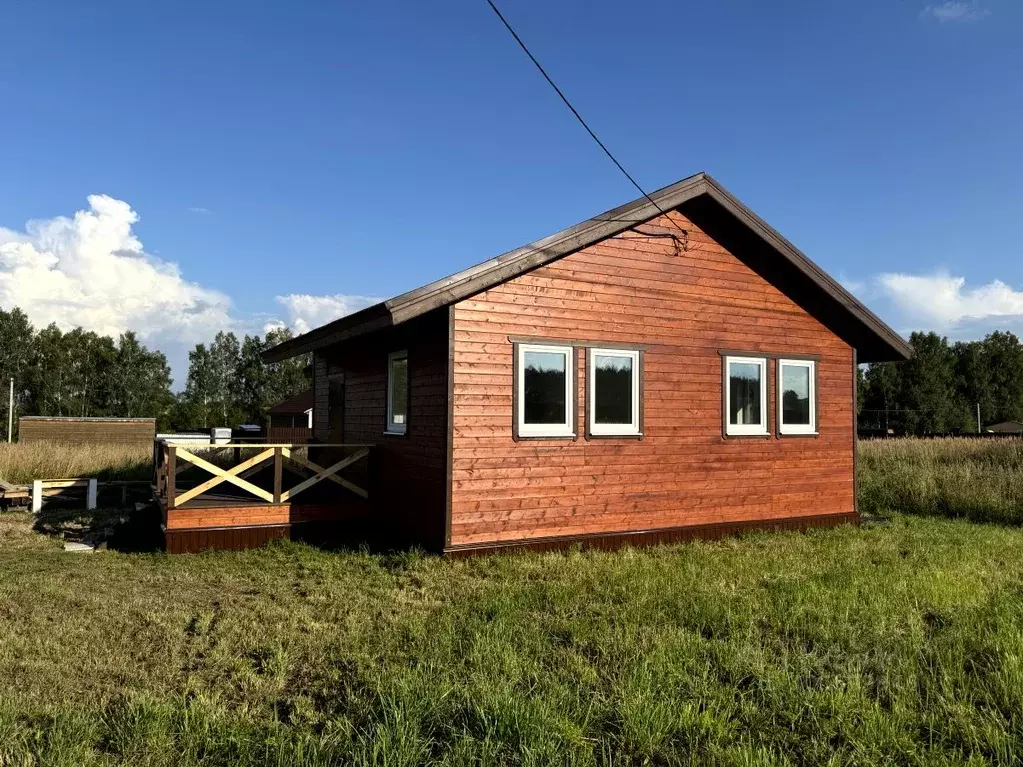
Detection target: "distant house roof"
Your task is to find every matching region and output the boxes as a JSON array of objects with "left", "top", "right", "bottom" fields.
[
  {"left": 986, "top": 421, "right": 1023, "bottom": 434},
  {"left": 267, "top": 390, "right": 313, "bottom": 416},
  {"left": 263, "top": 172, "right": 912, "bottom": 365}
]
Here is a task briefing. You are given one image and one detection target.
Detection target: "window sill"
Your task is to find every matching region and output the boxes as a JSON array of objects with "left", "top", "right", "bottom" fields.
[
  {"left": 723, "top": 432, "right": 771, "bottom": 439},
  {"left": 778, "top": 431, "right": 819, "bottom": 438},
  {"left": 383, "top": 430, "right": 407, "bottom": 437},
  {"left": 586, "top": 432, "right": 644, "bottom": 440},
  {"left": 514, "top": 433, "right": 577, "bottom": 441}
]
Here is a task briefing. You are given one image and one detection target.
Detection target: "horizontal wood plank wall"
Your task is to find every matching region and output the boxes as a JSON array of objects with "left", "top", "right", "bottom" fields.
[
  {"left": 449, "top": 211, "right": 854, "bottom": 548},
  {"left": 314, "top": 309, "right": 449, "bottom": 550},
  {"left": 19, "top": 417, "right": 156, "bottom": 445}
]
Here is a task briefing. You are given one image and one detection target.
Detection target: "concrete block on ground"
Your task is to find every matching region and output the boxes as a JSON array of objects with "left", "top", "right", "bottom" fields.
[{"left": 63, "top": 541, "right": 95, "bottom": 553}]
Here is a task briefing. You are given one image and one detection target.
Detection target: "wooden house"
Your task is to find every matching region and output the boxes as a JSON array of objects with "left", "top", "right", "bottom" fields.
[{"left": 258, "top": 173, "right": 910, "bottom": 554}]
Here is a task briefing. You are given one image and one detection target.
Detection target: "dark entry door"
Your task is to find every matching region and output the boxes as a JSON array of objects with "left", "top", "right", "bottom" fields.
[{"left": 327, "top": 373, "right": 344, "bottom": 443}]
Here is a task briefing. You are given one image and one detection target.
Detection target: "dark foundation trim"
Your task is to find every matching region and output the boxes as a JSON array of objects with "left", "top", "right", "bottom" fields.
[
  {"left": 444, "top": 512, "right": 858, "bottom": 557},
  {"left": 164, "top": 523, "right": 292, "bottom": 554}
]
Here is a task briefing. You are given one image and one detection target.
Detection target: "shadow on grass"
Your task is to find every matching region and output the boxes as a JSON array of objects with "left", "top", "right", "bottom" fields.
[{"left": 33, "top": 503, "right": 163, "bottom": 553}]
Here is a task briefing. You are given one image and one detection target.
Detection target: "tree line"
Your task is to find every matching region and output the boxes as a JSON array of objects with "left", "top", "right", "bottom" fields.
[
  {"left": 860, "top": 330, "right": 1023, "bottom": 434},
  {"left": 0, "top": 307, "right": 308, "bottom": 438}
]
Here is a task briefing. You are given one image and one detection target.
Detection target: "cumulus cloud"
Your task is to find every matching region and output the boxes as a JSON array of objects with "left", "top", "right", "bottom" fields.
[
  {"left": 0, "top": 195, "right": 390, "bottom": 385},
  {"left": 871, "top": 271, "right": 1023, "bottom": 338},
  {"left": 273, "top": 293, "right": 382, "bottom": 335},
  {"left": 921, "top": 1, "right": 990, "bottom": 22},
  {"left": 0, "top": 195, "right": 236, "bottom": 383}
]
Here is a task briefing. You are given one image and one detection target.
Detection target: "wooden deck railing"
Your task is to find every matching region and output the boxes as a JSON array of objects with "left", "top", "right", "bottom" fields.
[{"left": 154, "top": 441, "right": 371, "bottom": 510}]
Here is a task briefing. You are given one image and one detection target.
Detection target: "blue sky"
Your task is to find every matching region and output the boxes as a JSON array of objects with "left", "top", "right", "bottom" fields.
[{"left": 0, "top": 0, "right": 1020, "bottom": 383}]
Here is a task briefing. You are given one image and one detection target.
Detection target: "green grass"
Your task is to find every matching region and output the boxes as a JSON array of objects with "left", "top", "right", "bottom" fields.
[
  {"left": 860, "top": 437, "right": 1023, "bottom": 524},
  {"left": 2, "top": 511, "right": 1023, "bottom": 765}
]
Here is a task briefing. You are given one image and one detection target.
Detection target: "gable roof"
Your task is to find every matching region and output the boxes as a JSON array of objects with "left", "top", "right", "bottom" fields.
[
  {"left": 264, "top": 172, "right": 911, "bottom": 364},
  {"left": 267, "top": 389, "right": 314, "bottom": 415}
]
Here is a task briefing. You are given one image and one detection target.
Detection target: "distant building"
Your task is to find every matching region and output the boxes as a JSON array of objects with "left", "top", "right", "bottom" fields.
[
  {"left": 266, "top": 390, "right": 313, "bottom": 443},
  {"left": 267, "top": 390, "right": 313, "bottom": 429},
  {"left": 986, "top": 421, "right": 1023, "bottom": 434}
]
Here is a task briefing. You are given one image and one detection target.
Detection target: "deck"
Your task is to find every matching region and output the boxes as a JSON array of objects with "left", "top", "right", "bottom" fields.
[{"left": 154, "top": 441, "right": 373, "bottom": 553}]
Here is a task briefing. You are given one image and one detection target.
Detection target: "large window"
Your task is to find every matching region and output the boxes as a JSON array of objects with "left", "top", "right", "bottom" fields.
[
  {"left": 588, "top": 348, "right": 641, "bottom": 436},
  {"left": 386, "top": 350, "right": 408, "bottom": 434},
  {"left": 778, "top": 359, "right": 816, "bottom": 435},
  {"left": 516, "top": 343, "right": 574, "bottom": 438},
  {"left": 725, "top": 356, "right": 768, "bottom": 436}
]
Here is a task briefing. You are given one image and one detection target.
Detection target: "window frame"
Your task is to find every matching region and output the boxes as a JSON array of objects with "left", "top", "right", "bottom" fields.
[
  {"left": 723, "top": 355, "right": 769, "bottom": 437},
  {"left": 514, "top": 342, "right": 576, "bottom": 439},
  {"left": 385, "top": 349, "right": 408, "bottom": 435},
  {"left": 777, "top": 358, "right": 817, "bottom": 436},
  {"left": 587, "top": 347, "right": 642, "bottom": 438}
]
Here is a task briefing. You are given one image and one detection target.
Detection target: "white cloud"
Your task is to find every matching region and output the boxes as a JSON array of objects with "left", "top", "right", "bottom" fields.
[
  {"left": 187, "top": 206, "right": 212, "bottom": 215},
  {"left": 273, "top": 293, "right": 381, "bottom": 335},
  {"left": 0, "top": 195, "right": 237, "bottom": 384},
  {"left": 874, "top": 271, "right": 1023, "bottom": 335},
  {"left": 921, "top": 1, "right": 990, "bottom": 22}
]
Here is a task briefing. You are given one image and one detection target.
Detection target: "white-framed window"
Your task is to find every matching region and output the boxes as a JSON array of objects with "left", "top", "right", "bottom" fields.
[
  {"left": 386, "top": 350, "right": 408, "bottom": 434},
  {"left": 588, "top": 348, "right": 641, "bottom": 436},
  {"left": 516, "top": 343, "right": 574, "bottom": 438},
  {"left": 725, "top": 356, "right": 768, "bottom": 436},
  {"left": 778, "top": 359, "right": 816, "bottom": 435}
]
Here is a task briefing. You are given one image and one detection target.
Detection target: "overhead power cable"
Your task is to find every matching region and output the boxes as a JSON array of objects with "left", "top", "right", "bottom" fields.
[{"left": 484, "top": 0, "right": 688, "bottom": 252}]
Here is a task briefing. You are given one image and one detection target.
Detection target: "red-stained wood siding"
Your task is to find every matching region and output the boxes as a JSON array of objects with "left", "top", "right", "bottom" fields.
[
  {"left": 312, "top": 309, "right": 449, "bottom": 549},
  {"left": 448, "top": 211, "right": 855, "bottom": 548}
]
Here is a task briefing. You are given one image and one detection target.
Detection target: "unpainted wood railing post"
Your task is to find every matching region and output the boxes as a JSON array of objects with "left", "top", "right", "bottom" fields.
[
  {"left": 167, "top": 446, "right": 177, "bottom": 509},
  {"left": 273, "top": 446, "right": 283, "bottom": 503}
]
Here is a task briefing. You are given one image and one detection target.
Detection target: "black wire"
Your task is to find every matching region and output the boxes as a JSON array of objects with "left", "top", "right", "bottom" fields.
[{"left": 485, "top": 0, "right": 688, "bottom": 247}]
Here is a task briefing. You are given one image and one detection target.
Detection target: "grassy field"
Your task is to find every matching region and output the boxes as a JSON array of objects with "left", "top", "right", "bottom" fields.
[
  {"left": 1, "top": 437, "right": 1022, "bottom": 764},
  {"left": 860, "top": 437, "right": 1023, "bottom": 524},
  {"left": 2, "top": 511, "right": 1023, "bottom": 766},
  {"left": 0, "top": 441, "right": 151, "bottom": 484}
]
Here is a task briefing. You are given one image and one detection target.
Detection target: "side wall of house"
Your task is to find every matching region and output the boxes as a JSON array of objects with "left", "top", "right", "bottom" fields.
[
  {"left": 448, "top": 211, "right": 855, "bottom": 549},
  {"left": 312, "top": 309, "right": 449, "bottom": 550}
]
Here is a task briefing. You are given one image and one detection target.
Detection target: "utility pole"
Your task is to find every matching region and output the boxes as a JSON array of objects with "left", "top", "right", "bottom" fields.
[
  {"left": 7, "top": 378, "right": 12, "bottom": 443},
  {"left": 977, "top": 402, "right": 981, "bottom": 434}
]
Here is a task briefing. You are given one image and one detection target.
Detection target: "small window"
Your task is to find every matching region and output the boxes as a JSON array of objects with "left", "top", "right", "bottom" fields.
[
  {"left": 778, "top": 359, "right": 816, "bottom": 435},
  {"left": 386, "top": 350, "right": 408, "bottom": 434},
  {"left": 516, "top": 343, "right": 574, "bottom": 438},
  {"left": 725, "top": 356, "right": 768, "bottom": 436},
  {"left": 588, "top": 349, "right": 641, "bottom": 436}
]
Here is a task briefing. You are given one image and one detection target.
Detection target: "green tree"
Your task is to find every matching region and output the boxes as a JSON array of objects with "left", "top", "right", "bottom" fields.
[
  {"left": 980, "top": 331, "right": 1023, "bottom": 425},
  {"left": 105, "top": 332, "right": 174, "bottom": 422},
  {"left": 0, "top": 308, "right": 35, "bottom": 439},
  {"left": 861, "top": 360, "right": 903, "bottom": 432},
  {"left": 184, "top": 343, "right": 216, "bottom": 428},
  {"left": 899, "top": 332, "right": 965, "bottom": 434},
  {"left": 261, "top": 327, "right": 309, "bottom": 417}
]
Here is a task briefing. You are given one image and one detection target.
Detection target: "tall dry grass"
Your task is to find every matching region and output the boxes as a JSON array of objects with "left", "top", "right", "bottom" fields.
[
  {"left": 859, "top": 437, "right": 1023, "bottom": 524},
  {"left": 0, "top": 442, "right": 151, "bottom": 484}
]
